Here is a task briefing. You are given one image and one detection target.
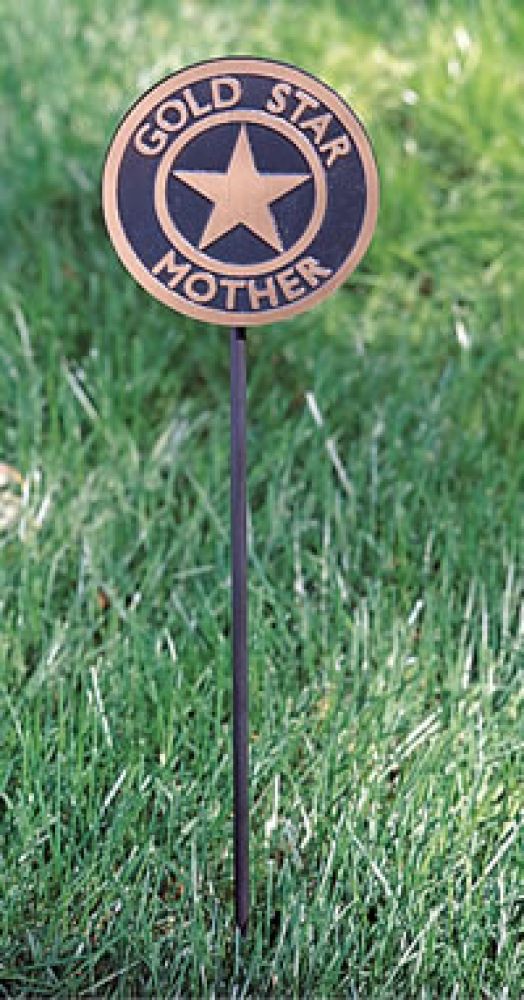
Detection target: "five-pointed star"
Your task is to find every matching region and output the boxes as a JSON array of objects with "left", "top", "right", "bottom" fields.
[{"left": 173, "top": 125, "right": 310, "bottom": 252}]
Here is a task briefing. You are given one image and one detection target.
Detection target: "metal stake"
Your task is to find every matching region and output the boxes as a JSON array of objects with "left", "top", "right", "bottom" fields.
[{"left": 230, "top": 326, "right": 249, "bottom": 934}]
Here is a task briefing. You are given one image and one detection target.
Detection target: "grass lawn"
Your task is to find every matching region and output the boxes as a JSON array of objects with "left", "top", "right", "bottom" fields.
[{"left": 1, "top": 0, "right": 523, "bottom": 995}]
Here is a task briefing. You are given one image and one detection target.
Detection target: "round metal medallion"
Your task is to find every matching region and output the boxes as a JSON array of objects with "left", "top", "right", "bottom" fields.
[{"left": 102, "top": 57, "right": 378, "bottom": 326}]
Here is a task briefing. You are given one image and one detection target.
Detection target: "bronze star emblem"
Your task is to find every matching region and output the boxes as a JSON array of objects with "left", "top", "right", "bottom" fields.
[{"left": 173, "top": 124, "right": 311, "bottom": 253}]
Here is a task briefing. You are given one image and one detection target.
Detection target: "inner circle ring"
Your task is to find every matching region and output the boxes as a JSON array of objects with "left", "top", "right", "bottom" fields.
[{"left": 153, "top": 109, "right": 328, "bottom": 278}]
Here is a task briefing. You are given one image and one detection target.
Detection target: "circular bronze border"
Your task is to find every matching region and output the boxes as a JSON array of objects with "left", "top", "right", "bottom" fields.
[
  {"left": 102, "top": 57, "right": 379, "bottom": 327},
  {"left": 154, "top": 110, "right": 327, "bottom": 278}
]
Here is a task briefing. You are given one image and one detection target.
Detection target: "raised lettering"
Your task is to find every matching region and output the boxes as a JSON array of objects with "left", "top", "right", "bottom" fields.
[
  {"left": 183, "top": 86, "right": 212, "bottom": 118},
  {"left": 184, "top": 270, "right": 217, "bottom": 303},
  {"left": 299, "top": 113, "right": 331, "bottom": 146},
  {"left": 290, "top": 89, "right": 319, "bottom": 123},
  {"left": 275, "top": 267, "right": 305, "bottom": 302},
  {"left": 155, "top": 99, "right": 188, "bottom": 132},
  {"left": 266, "top": 81, "right": 292, "bottom": 115},
  {"left": 221, "top": 278, "right": 246, "bottom": 310},
  {"left": 248, "top": 276, "right": 278, "bottom": 310},
  {"left": 295, "top": 256, "right": 332, "bottom": 287},
  {"left": 134, "top": 123, "right": 168, "bottom": 156},
  {"left": 319, "top": 134, "right": 351, "bottom": 167},
  {"left": 211, "top": 76, "right": 242, "bottom": 110},
  {"left": 152, "top": 250, "right": 191, "bottom": 289}
]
